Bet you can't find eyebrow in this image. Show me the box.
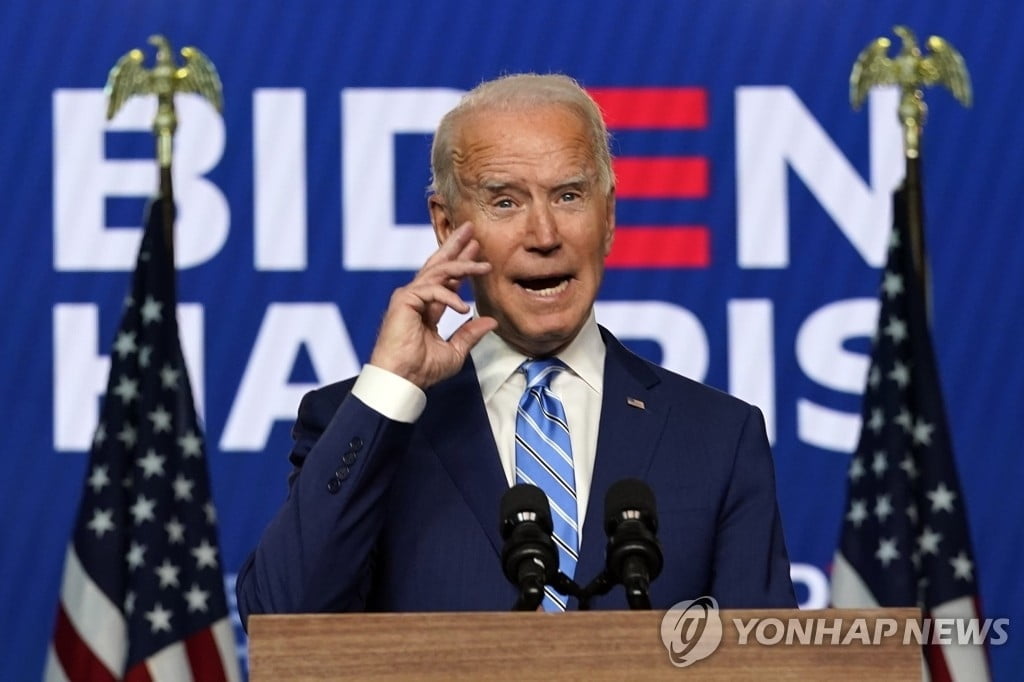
[476,173,592,195]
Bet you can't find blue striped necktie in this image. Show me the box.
[514,358,578,611]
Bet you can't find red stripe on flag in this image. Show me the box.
[184,626,229,682]
[614,157,708,198]
[606,226,710,268]
[924,641,953,682]
[52,604,118,682]
[588,88,708,129]
[125,661,153,682]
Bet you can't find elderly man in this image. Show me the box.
[236,73,795,621]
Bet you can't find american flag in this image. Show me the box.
[46,200,240,681]
[831,184,989,680]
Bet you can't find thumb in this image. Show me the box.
[447,316,498,358]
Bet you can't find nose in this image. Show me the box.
[526,203,560,253]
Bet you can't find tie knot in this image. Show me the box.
[520,358,566,390]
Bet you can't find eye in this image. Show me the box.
[494,198,515,209]
[559,191,581,203]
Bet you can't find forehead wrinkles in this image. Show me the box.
[451,134,596,192]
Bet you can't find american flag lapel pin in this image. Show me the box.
[626,396,646,410]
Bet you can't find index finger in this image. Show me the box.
[425,222,475,266]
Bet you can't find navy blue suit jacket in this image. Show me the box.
[236,328,795,625]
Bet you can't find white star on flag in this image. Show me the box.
[868,408,884,433]
[950,551,974,581]
[846,499,868,527]
[130,494,156,525]
[917,527,942,555]
[144,603,173,633]
[113,376,140,405]
[126,542,147,570]
[87,508,115,538]
[899,455,918,479]
[191,539,219,569]
[155,559,181,588]
[927,483,957,513]
[875,538,900,566]
[87,465,110,493]
[172,475,195,501]
[113,330,138,359]
[874,494,894,522]
[165,517,186,544]
[118,423,138,448]
[883,317,908,343]
[160,364,180,389]
[882,271,904,298]
[894,408,913,433]
[138,449,166,478]
[140,296,163,324]
[912,418,934,446]
[148,404,173,433]
[184,584,211,613]
[178,430,203,458]
[848,458,866,482]
[871,451,888,477]
[888,361,910,388]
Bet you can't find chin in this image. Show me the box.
[505,321,582,356]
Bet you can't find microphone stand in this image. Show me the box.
[513,572,585,611]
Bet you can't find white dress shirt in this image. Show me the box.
[351,310,606,534]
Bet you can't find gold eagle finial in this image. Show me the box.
[850,26,971,157]
[105,35,223,167]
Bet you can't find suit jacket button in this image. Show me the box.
[348,437,363,451]
[342,451,357,466]
[326,477,341,494]
[336,466,351,480]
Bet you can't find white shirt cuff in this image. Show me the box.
[350,364,427,423]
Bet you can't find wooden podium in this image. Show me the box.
[248,607,922,680]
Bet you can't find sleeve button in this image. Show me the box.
[348,437,363,451]
[336,466,351,480]
[326,477,341,494]
[342,451,357,466]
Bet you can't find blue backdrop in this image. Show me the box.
[2,0,1021,678]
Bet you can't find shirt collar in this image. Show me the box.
[471,309,605,402]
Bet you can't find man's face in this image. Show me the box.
[429,104,615,357]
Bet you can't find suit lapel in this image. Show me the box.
[418,358,509,558]
[575,328,670,587]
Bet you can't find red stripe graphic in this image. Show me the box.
[588,88,708,129]
[184,626,229,682]
[614,157,708,199]
[606,226,710,268]
[53,604,118,682]
[589,87,712,268]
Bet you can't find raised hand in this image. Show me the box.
[368,222,498,389]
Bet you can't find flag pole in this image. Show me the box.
[850,25,972,308]
[833,29,990,680]
[47,38,238,682]
[104,34,224,264]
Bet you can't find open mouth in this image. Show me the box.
[515,275,572,296]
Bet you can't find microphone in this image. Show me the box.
[499,484,559,611]
[604,478,663,610]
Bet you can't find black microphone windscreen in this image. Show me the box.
[500,483,553,536]
[604,478,657,533]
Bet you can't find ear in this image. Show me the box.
[428,195,455,246]
[602,190,616,256]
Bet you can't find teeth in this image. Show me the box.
[527,279,570,297]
